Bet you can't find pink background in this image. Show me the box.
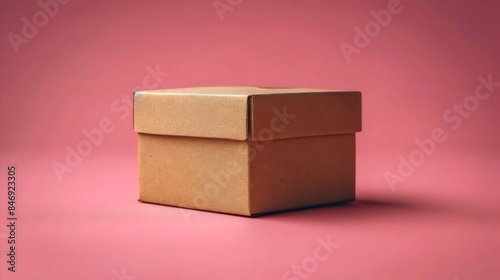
[1,0,499,279]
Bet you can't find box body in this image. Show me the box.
[134,87,361,216]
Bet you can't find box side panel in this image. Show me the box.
[249,134,355,214]
[138,134,251,216]
[134,92,249,140]
[251,92,361,140]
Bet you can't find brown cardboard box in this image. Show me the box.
[134,87,361,216]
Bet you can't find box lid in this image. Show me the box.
[133,87,361,141]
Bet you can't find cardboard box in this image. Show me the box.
[133,87,361,216]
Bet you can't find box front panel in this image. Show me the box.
[138,134,250,215]
[134,92,249,140]
[249,134,355,214]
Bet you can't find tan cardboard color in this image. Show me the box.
[134,87,361,216]
[138,134,251,215]
[248,134,355,214]
[134,92,249,140]
[134,87,361,140]
[250,92,361,140]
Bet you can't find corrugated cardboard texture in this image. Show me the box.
[249,134,355,214]
[138,133,251,215]
[135,87,361,216]
[134,91,249,140]
[134,87,361,140]
[251,92,361,140]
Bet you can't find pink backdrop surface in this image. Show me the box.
[1,0,499,279]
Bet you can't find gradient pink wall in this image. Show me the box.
[0,0,499,279]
